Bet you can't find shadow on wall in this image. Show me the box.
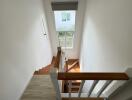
[126,96,132,100]
[108,68,132,100]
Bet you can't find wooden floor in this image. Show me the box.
[21,75,56,100]
[62,98,104,100]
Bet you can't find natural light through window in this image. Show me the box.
[54,10,76,48]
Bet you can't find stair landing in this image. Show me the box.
[21,75,56,100]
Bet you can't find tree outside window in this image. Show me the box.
[62,12,70,22]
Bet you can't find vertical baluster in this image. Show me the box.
[97,80,112,97]
[88,80,99,97]
[50,67,61,100]
[69,80,72,98]
[78,80,85,97]
[61,51,65,72]
[59,54,62,72]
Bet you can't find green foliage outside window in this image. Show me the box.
[61,12,70,22]
[58,31,73,48]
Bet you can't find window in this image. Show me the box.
[58,31,73,48]
[54,10,76,48]
[62,12,70,22]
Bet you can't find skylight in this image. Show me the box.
[54,10,75,31]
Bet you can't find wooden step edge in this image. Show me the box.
[70,91,79,93]
[34,71,39,75]
[33,64,52,75]
[62,97,104,100]
[71,88,79,91]
[71,86,80,88]
[65,91,79,93]
[72,83,81,86]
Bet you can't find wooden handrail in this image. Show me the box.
[58,72,129,80]
[54,47,61,69]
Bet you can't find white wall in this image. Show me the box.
[109,80,132,100]
[80,0,132,95]
[80,0,132,72]
[0,0,53,100]
[108,68,132,100]
[43,0,58,56]
[44,0,86,59]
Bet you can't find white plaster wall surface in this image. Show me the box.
[43,0,58,56]
[80,0,132,72]
[79,0,132,96]
[108,68,132,100]
[109,80,132,100]
[0,0,52,100]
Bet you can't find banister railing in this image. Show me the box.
[57,72,129,80]
[50,47,62,100]
[87,80,99,97]
[58,72,129,99]
[96,80,112,97]
[54,47,61,69]
[50,47,130,100]
[78,80,85,97]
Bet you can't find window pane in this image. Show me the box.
[58,32,65,47]
[54,10,75,48]
[58,31,74,48]
[66,32,73,47]
[54,11,76,31]
[66,31,73,37]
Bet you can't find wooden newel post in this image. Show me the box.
[58,47,61,52]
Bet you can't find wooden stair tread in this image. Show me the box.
[71,81,81,85]
[67,59,79,65]
[34,56,56,75]
[67,81,81,93]
[71,88,79,91]
[70,91,78,93]
[62,97,104,100]
[71,86,80,88]
[67,59,80,72]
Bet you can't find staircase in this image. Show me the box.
[70,81,81,93]
[20,47,130,100]
[63,59,81,93]
[50,47,129,100]
[33,54,81,95]
[34,56,56,75]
